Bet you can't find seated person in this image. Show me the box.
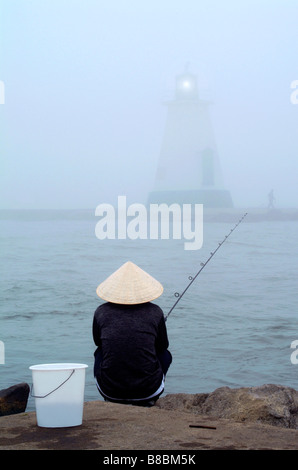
[92,261,172,406]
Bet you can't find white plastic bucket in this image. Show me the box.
[29,363,88,428]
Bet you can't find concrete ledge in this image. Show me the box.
[1,399,298,450]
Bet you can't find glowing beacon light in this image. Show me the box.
[175,73,198,100]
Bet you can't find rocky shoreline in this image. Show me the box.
[1,384,298,450]
[156,384,298,429]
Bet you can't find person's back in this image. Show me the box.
[93,302,169,400]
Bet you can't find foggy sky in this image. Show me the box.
[0,0,297,210]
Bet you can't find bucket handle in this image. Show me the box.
[30,369,75,398]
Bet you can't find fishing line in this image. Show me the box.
[164,212,248,321]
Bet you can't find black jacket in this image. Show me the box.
[92,302,169,400]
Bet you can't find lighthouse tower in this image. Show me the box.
[148,69,233,208]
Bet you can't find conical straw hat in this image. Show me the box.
[96,261,164,305]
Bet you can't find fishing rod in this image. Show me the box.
[164,212,248,321]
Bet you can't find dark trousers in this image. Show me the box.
[93,348,172,405]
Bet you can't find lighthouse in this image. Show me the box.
[148,69,233,208]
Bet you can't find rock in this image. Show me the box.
[156,384,298,429]
[0,383,30,417]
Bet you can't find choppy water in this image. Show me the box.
[1,209,298,412]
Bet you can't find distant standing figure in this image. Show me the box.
[92,261,172,407]
[268,189,275,209]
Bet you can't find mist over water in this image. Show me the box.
[0,1,298,210]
